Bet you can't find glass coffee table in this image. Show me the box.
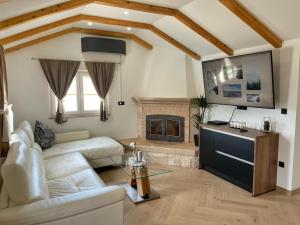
[108,153,173,204]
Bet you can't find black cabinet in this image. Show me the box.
[200,125,279,196]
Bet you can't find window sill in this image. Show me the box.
[48,113,101,119]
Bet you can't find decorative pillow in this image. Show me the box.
[34,121,55,149]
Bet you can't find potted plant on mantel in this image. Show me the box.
[192,95,209,146]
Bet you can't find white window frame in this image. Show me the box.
[49,69,106,118]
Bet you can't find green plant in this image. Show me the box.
[193,95,209,130]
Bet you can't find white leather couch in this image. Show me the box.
[0,121,126,225]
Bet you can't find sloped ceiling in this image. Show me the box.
[1,0,300,57]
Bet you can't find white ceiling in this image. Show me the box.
[1,0,300,57]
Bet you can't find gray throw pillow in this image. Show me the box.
[34,121,55,149]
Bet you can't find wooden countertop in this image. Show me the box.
[201,124,279,141]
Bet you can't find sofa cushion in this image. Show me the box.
[44,152,91,180]
[0,184,10,210]
[54,131,90,144]
[11,128,32,147]
[43,136,124,161]
[34,120,55,149]
[1,142,49,205]
[47,169,105,198]
[32,142,43,154]
[18,121,35,145]
[0,186,125,225]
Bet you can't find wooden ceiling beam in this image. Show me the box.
[174,11,233,55]
[94,0,176,16]
[0,0,92,30]
[4,27,153,54]
[0,15,83,45]
[1,14,200,60]
[81,15,200,59]
[219,0,282,48]
[0,14,148,45]
[4,29,74,54]
[76,15,200,59]
[149,26,200,60]
[82,15,150,29]
[0,0,233,55]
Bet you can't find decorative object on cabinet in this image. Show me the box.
[261,117,272,133]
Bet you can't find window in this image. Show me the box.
[49,69,103,117]
[82,74,100,111]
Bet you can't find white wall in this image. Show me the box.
[5,33,190,140]
[291,54,300,190]
[190,40,300,191]
[138,47,188,97]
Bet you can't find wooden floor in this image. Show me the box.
[99,167,300,225]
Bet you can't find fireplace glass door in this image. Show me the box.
[146,115,184,142]
[166,120,180,137]
[150,119,163,136]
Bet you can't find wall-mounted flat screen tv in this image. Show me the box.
[202,51,275,109]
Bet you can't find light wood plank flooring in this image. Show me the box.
[99,167,300,225]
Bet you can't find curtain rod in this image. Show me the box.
[31,58,121,64]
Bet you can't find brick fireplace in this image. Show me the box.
[133,97,197,143]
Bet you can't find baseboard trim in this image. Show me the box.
[276,186,300,196]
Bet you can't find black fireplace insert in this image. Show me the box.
[146,115,184,142]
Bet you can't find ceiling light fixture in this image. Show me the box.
[88,22,93,26]
[127,27,132,31]
[124,11,129,15]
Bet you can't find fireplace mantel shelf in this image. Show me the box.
[132,97,197,105]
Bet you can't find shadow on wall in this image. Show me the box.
[277,47,293,107]
[185,56,197,98]
[291,55,300,189]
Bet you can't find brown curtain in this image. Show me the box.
[85,62,115,121]
[39,59,80,124]
[0,45,8,156]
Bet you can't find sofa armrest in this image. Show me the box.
[0,185,125,225]
[54,131,90,144]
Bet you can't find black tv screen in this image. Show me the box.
[202,51,275,109]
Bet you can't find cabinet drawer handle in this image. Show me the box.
[215,150,254,166]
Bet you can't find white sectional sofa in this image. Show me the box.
[0,121,126,225]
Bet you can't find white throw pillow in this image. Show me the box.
[1,142,49,205]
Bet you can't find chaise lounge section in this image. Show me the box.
[18,121,124,168]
